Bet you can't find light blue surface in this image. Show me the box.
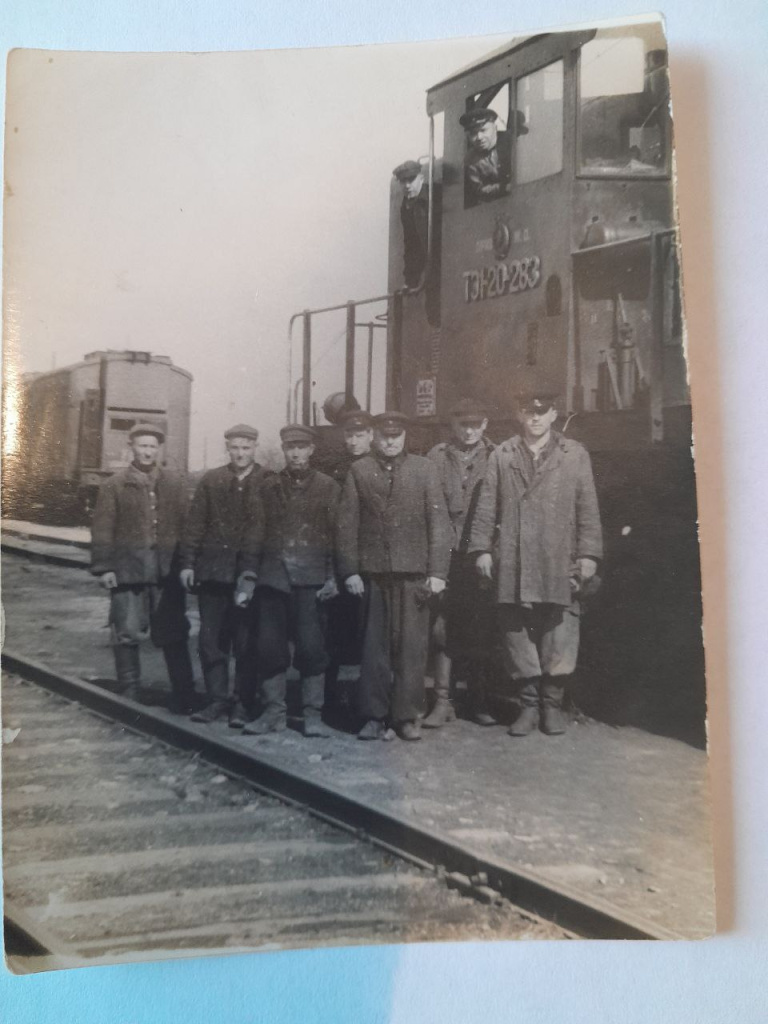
[2,1,767,1021]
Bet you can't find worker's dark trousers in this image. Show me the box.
[256,585,330,680]
[358,573,429,724]
[197,583,259,705]
[109,578,189,649]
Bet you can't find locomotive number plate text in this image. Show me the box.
[462,256,541,303]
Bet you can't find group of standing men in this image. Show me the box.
[91,391,602,742]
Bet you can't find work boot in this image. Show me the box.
[422,692,456,728]
[541,677,568,735]
[358,719,385,740]
[113,645,141,700]
[228,701,250,729]
[397,720,422,741]
[232,667,258,726]
[163,643,196,715]
[190,699,230,724]
[242,674,287,735]
[508,677,541,736]
[192,660,230,722]
[424,648,455,728]
[466,667,497,727]
[323,665,346,713]
[302,674,331,737]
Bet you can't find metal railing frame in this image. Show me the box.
[286,120,439,425]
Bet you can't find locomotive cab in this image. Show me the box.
[388,22,686,450]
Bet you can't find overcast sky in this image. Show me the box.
[4,35,506,468]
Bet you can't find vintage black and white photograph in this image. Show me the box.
[1,15,714,970]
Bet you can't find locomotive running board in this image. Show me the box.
[1,650,681,942]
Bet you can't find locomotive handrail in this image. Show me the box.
[287,289,406,424]
[573,227,676,257]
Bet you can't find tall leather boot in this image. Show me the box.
[324,663,342,708]
[191,661,230,723]
[242,673,287,735]
[230,664,258,729]
[507,677,541,736]
[113,645,141,700]
[541,676,568,735]
[423,651,456,728]
[466,663,497,727]
[163,643,196,715]
[302,674,331,738]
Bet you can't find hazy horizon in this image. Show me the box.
[3,34,508,469]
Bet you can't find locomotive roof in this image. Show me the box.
[426,33,542,94]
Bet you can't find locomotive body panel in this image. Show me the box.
[388,22,685,449]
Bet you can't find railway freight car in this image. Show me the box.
[4,349,192,523]
[290,23,706,743]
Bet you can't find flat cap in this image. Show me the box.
[129,422,165,443]
[339,409,373,430]
[373,410,409,434]
[393,160,422,182]
[280,423,318,444]
[516,391,558,413]
[448,398,489,422]
[224,423,259,441]
[459,107,498,129]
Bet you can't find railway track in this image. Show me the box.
[2,665,567,971]
[1,651,680,970]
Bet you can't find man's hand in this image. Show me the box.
[345,574,365,597]
[99,571,118,590]
[316,578,339,602]
[578,557,598,580]
[234,574,256,608]
[476,553,493,580]
[179,568,195,593]
[426,576,446,596]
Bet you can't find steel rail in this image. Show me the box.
[1,650,681,942]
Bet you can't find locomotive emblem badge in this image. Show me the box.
[493,217,511,260]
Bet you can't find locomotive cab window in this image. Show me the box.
[579,27,670,177]
[462,82,511,208]
[514,60,564,185]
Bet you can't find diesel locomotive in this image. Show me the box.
[290,23,706,743]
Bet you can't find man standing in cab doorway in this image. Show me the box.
[393,158,442,326]
[469,392,603,735]
[180,424,268,727]
[90,423,194,713]
[425,398,497,728]
[393,160,429,291]
[245,425,339,738]
[337,412,451,741]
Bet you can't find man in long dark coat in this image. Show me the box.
[469,392,603,735]
[244,425,339,738]
[180,423,268,726]
[337,411,452,741]
[425,398,496,728]
[91,423,194,712]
